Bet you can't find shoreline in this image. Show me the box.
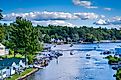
[52,40,121,45]
[17,68,39,80]
[68,40,121,44]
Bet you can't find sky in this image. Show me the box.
[1,0,121,28]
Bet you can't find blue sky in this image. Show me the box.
[1,0,121,28]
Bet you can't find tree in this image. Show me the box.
[0,24,5,42]
[9,17,42,64]
[85,34,97,43]
[0,10,4,42]
[43,34,50,43]
[0,9,3,20]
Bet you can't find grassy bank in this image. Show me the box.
[106,55,121,64]
[0,54,25,59]
[6,68,34,80]
[116,68,121,80]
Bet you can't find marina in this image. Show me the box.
[27,43,120,80]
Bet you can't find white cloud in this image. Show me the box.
[100,15,105,18]
[2,11,106,26]
[112,16,121,21]
[104,8,112,11]
[94,19,109,25]
[2,11,101,21]
[94,16,121,25]
[109,16,121,25]
[74,12,99,20]
[73,0,98,9]
[3,11,78,21]
[32,20,76,27]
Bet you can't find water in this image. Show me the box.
[27,43,120,80]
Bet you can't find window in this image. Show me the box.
[2,71,6,74]
[0,48,3,50]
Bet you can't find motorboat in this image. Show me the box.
[70,51,73,55]
[86,54,91,59]
[70,44,73,47]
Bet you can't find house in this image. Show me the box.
[78,38,84,43]
[0,43,6,56]
[0,58,26,78]
[51,38,55,43]
[0,66,6,79]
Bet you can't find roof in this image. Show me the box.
[0,58,25,67]
[0,66,6,70]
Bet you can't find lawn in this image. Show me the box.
[1,54,25,59]
[6,68,34,80]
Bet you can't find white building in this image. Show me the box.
[0,67,6,79]
[0,58,26,79]
[0,43,6,56]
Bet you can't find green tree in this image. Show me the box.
[0,24,5,42]
[43,34,50,43]
[9,17,42,64]
[0,9,3,20]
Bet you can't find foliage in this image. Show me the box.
[9,17,42,55]
[106,55,121,64]
[116,68,121,80]
[9,49,14,55]
[1,22,121,44]
[0,24,5,42]
[1,54,24,59]
[43,34,50,43]
[0,9,3,20]
[6,68,34,80]
[37,25,121,43]
[27,54,35,65]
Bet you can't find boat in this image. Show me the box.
[86,54,91,59]
[54,45,56,47]
[97,43,100,48]
[70,51,73,55]
[70,44,73,47]
[34,65,44,69]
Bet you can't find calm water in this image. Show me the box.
[27,43,121,80]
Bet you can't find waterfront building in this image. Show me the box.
[0,66,6,79]
[0,58,26,79]
[0,43,6,56]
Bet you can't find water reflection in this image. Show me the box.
[27,43,118,80]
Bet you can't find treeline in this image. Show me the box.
[1,20,121,45]
[36,25,121,43]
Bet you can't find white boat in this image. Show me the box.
[34,65,44,69]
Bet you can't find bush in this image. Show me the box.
[9,49,14,55]
[106,55,121,64]
[116,68,121,80]
[27,55,34,65]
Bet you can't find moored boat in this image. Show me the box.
[86,54,91,59]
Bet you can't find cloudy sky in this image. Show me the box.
[1,0,121,28]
